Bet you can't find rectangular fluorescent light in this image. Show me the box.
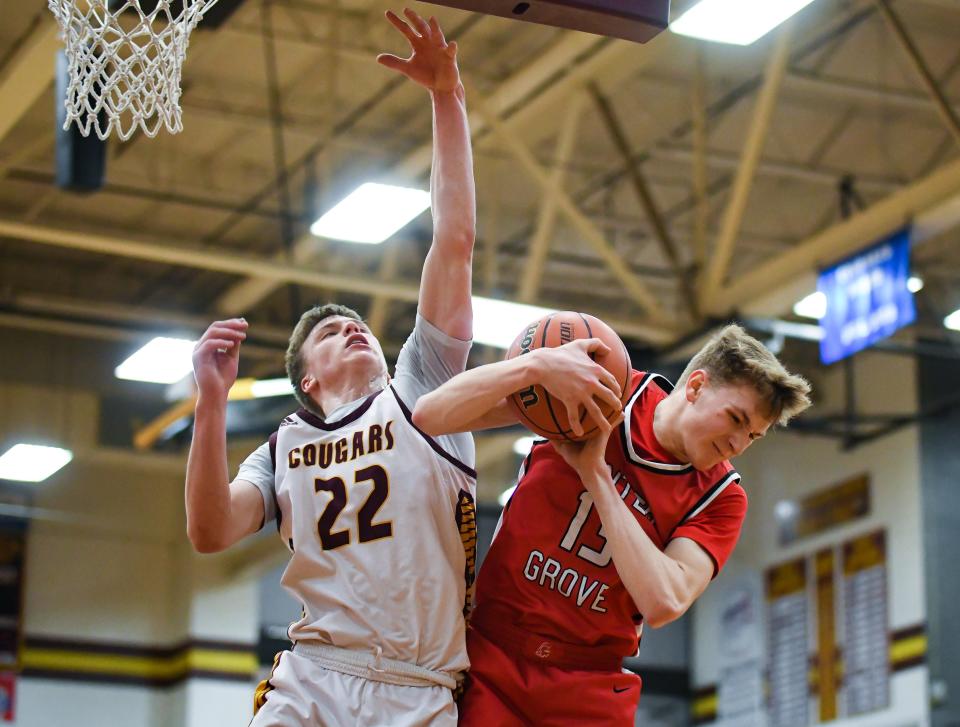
[310,182,431,244]
[671,0,818,45]
[472,297,557,349]
[115,337,196,384]
[946,309,960,332]
[793,291,826,320]
[0,444,73,482]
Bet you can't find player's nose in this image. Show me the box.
[729,432,749,457]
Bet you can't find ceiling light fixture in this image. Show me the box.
[792,291,826,320]
[671,0,818,45]
[945,308,960,332]
[115,337,196,384]
[473,297,556,349]
[0,444,73,483]
[310,183,431,244]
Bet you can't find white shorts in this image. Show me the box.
[250,650,458,727]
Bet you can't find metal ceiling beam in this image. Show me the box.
[0,309,282,360]
[507,3,876,271]
[691,49,710,271]
[0,217,674,344]
[707,156,960,316]
[211,31,606,314]
[0,217,423,303]
[518,93,585,303]
[367,245,401,336]
[875,0,960,147]
[466,78,669,323]
[0,18,60,143]
[481,161,503,295]
[8,292,292,344]
[700,26,793,310]
[785,69,960,117]
[212,31,684,315]
[650,145,900,194]
[480,33,684,150]
[589,83,699,322]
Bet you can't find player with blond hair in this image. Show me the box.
[413,324,812,725]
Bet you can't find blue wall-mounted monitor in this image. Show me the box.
[819,228,916,365]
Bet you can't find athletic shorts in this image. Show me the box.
[458,626,641,727]
[250,650,457,727]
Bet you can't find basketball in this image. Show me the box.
[505,312,632,442]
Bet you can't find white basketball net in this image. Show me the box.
[47,1,220,141]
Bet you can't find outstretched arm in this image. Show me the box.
[413,339,622,436]
[185,319,265,553]
[553,430,715,628]
[379,9,475,341]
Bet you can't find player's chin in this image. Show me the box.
[690,445,722,471]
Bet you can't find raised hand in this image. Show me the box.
[377,8,460,93]
[192,318,247,401]
[535,339,623,438]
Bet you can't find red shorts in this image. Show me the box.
[459,625,641,727]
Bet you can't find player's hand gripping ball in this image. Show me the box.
[505,312,631,442]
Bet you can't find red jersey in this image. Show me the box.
[473,371,748,660]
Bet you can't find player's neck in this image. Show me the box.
[316,371,389,417]
[652,395,689,463]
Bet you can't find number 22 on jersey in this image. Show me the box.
[314,464,392,550]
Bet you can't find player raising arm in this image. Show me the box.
[186,10,484,726]
[413,324,811,726]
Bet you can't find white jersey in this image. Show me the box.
[269,387,477,673]
[239,316,477,677]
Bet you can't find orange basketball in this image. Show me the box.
[505,312,632,442]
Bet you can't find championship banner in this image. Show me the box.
[818,227,915,365]
[778,474,870,546]
[766,559,809,727]
[841,530,889,716]
[716,575,765,727]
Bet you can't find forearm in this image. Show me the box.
[413,352,543,435]
[185,395,233,552]
[586,469,696,627]
[418,85,475,339]
[431,84,475,247]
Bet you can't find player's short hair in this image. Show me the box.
[285,303,364,417]
[677,324,812,426]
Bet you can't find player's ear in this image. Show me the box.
[685,369,707,403]
[301,375,319,397]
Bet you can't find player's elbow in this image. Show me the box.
[434,227,475,259]
[644,597,686,629]
[411,395,444,436]
[187,521,228,554]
